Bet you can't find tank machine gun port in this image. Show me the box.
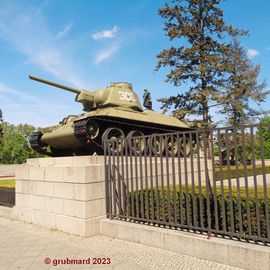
[28,75,194,157]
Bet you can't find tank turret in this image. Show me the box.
[29,75,143,112]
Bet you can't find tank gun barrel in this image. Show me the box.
[29,75,80,94]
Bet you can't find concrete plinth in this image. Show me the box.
[14,156,106,237]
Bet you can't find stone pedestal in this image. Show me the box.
[13,155,213,237]
[14,156,105,237]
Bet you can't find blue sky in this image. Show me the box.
[0,0,269,127]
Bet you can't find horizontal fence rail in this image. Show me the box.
[0,187,15,207]
[104,123,270,244]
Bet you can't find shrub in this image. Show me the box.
[128,185,269,241]
[0,122,42,164]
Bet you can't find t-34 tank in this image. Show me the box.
[28,75,192,157]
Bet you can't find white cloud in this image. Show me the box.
[57,22,73,38]
[91,26,119,40]
[95,44,120,64]
[247,49,259,58]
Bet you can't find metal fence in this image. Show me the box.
[104,123,270,244]
[0,187,15,207]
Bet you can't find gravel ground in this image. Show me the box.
[0,217,244,270]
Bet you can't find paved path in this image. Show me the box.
[0,217,243,270]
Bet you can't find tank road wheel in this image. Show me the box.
[85,119,99,139]
[126,130,145,155]
[102,127,125,153]
[165,135,179,157]
[149,135,165,156]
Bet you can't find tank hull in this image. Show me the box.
[30,107,192,156]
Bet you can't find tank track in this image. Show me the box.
[28,131,52,156]
[73,116,189,151]
[74,119,89,143]
[73,116,180,146]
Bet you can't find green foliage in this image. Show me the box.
[156,0,246,126]
[257,116,270,143]
[213,145,219,156]
[256,117,270,159]
[0,122,41,164]
[262,141,270,159]
[218,39,267,126]
[255,144,270,160]
[129,185,269,240]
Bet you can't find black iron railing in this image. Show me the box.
[105,123,270,244]
[0,187,15,207]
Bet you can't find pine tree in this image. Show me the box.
[219,38,268,126]
[156,0,246,127]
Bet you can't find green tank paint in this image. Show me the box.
[28,75,192,157]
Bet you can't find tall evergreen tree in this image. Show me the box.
[156,0,246,127]
[219,38,268,126]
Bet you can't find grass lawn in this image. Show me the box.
[0,179,15,188]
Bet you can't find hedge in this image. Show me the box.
[128,185,270,241]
